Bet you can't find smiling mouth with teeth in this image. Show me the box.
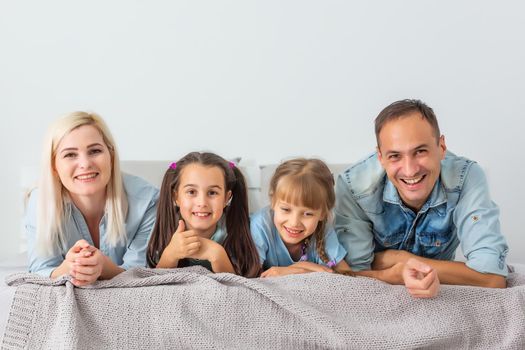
[401,175,425,185]
[193,212,211,218]
[75,173,98,181]
[284,226,304,236]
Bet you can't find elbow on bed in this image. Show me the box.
[480,275,506,289]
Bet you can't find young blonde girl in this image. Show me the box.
[250,158,353,277]
[147,152,260,277]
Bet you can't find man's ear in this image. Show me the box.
[376,145,386,166]
[439,135,447,160]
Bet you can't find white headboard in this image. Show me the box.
[18,161,350,253]
[120,161,351,214]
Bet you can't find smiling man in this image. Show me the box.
[335,99,509,288]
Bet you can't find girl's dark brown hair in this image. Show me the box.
[146,152,260,277]
[269,158,335,265]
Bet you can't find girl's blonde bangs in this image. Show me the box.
[272,175,326,212]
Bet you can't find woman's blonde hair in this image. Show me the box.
[37,111,128,256]
[269,158,335,264]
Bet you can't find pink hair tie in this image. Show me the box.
[169,162,177,170]
[228,161,235,169]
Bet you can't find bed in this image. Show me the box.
[1,259,525,349]
[2,161,524,349]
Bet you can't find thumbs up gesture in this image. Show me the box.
[168,220,201,260]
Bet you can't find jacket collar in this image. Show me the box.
[383,176,447,212]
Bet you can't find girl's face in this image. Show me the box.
[174,164,232,238]
[54,125,112,202]
[272,199,324,248]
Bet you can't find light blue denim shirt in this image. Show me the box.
[335,151,509,277]
[26,173,159,277]
[250,206,347,270]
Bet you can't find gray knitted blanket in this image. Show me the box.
[2,267,525,350]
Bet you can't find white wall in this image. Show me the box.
[1,1,524,263]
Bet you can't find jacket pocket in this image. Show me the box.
[373,230,405,249]
[418,231,454,257]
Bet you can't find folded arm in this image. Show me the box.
[373,250,506,288]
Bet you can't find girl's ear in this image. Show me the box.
[224,190,233,207]
[172,192,179,207]
[270,197,278,211]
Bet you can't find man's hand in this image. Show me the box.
[402,258,440,298]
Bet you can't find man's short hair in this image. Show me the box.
[374,99,441,146]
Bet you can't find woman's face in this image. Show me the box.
[54,125,112,201]
[174,163,231,238]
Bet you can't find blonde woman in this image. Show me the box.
[25,112,159,286]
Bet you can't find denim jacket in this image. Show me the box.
[335,151,508,276]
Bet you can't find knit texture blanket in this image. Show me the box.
[2,267,525,350]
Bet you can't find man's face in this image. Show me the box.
[377,112,446,212]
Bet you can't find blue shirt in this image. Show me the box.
[250,206,347,270]
[335,151,509,276]
[26,173,159,277]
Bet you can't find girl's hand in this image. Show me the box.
[261,265,326,277]
[261,261,335,278]
[186,238,222,262]
[167,220,201,260]
[261,266,303,277]
[291,261,334,273]
[187,238,236,274]
[402,258,440,298]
